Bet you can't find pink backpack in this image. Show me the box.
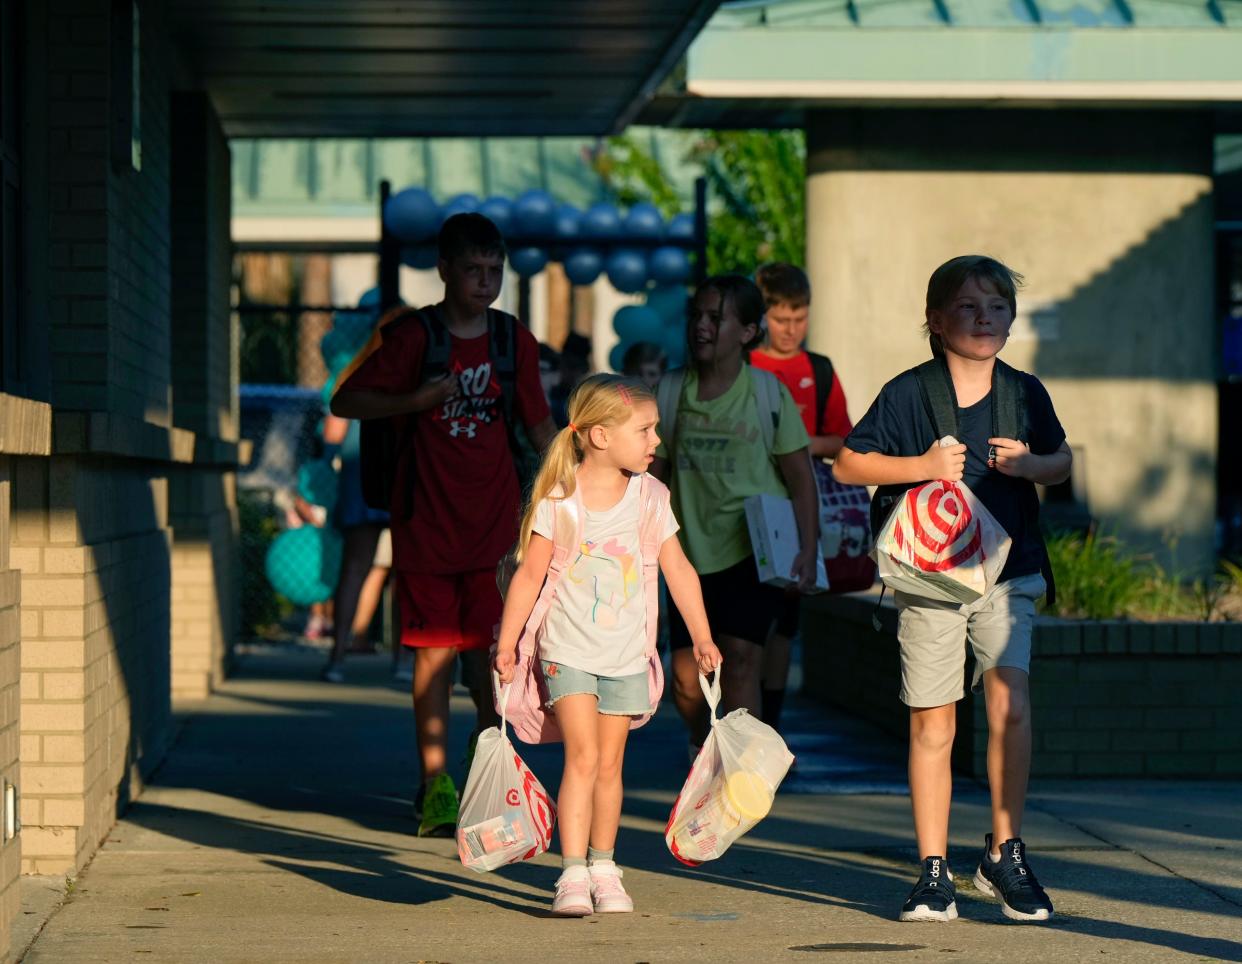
[495,473,670,744]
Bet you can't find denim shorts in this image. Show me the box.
[541,661,650,717]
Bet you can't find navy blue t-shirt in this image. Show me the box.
[846,366,1066,582]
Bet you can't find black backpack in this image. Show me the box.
[807,351,835,436]
[358,305,524,518]
[869,355,1055,601]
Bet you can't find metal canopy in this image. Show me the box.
[640,0,1242,127]
[169,1,722,138]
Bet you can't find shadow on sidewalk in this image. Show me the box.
[123,645,1242,960]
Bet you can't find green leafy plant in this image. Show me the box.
[1043,529,1148,620]
[591,129,806,274]
[1044,528,1237,621]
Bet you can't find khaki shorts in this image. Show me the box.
[895,572,1046,708]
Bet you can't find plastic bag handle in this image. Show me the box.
[492,670,510,732]
[698,671,722,723]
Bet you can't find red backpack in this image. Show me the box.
[495,473,669,744]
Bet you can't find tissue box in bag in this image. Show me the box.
[744,493,829,592]
[872,479,1010,604]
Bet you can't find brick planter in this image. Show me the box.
[801,591,1242,778]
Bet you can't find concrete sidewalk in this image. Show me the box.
[15,644,1242,963]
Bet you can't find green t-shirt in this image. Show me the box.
[656,365,809,574]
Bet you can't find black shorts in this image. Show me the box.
[774,591,801,638]
[669,556,783,650]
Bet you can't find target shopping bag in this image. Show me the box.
[873,473,1011,605]
[456,676,557,873]
[666,674,794,865]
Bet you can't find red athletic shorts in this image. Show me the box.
[394,568,501,651]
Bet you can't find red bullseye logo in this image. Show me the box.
[893,482,985,573]
[506,789,520,807]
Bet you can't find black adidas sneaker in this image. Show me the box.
[974,834,1054,921]
[898,856,958,922]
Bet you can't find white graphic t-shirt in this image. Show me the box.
[532,474,679,677]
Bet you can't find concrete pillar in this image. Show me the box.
[805,108,1217,572]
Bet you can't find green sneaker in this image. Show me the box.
[417,773,459,838]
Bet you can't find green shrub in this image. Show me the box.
[1043,529,1147,620]
[1044,529,1234,622]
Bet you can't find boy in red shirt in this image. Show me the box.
[332,214,556,835]
[749,263,852,730]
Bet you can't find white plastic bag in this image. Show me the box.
[456,677,557,873]
[873,461,1011,605]
[665,674,794,865]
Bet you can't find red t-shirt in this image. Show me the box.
[750,349,853,438]
[340,311,550,575]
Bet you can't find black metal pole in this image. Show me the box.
[378,179,400,310]
[693,175,708,286]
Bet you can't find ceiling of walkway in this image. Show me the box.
[170,1,721,138]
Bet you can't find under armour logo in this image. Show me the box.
[449,420,478,438]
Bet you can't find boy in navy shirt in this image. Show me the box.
[835,255,1071,924]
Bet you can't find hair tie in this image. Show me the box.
[568,422,578,433]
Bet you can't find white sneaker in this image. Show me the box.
[552,866,593,917]
[589,861,634,913]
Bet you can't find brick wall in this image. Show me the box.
[169,470,237,702]
[169,89,239,703]
[13,458,172,874]
[0,460,20,957]
[803,592,1242,778]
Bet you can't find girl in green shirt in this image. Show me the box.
[651,275,819,754]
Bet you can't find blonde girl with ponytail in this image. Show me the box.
[494,373,720,917]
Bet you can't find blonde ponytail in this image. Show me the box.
[515,373,655,561]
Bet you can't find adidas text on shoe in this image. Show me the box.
[973,835,1054,922]
[898,856,958,923]
[416,773,459,838]
[552,866,593,917]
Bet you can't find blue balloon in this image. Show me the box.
[298,458,339,510]
[646,283,689,325]
[624,202,664,239]
[554,204,583,240]
[441,193,481,222]
[401,245,439,270]
[563,248,603,286]
[667,212,696,241]
[613,305,663,344]
[606,249,649,294]
[514,189,556,237]
[320,373,337,408]
[609,342,630,373]
[383,187,440,243]
[319,328,356,375]
[357,286,382,308]
[265,525,344,607]
[583,202,621,239]
[510,247,549,277]
[333,310,376,348]
[479,196,513,235]
[661,321,688,369]
[649,246,691,285]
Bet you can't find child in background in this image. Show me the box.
[495,374,721,916]
[834,255,1071,924]
[622,341,667,391]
